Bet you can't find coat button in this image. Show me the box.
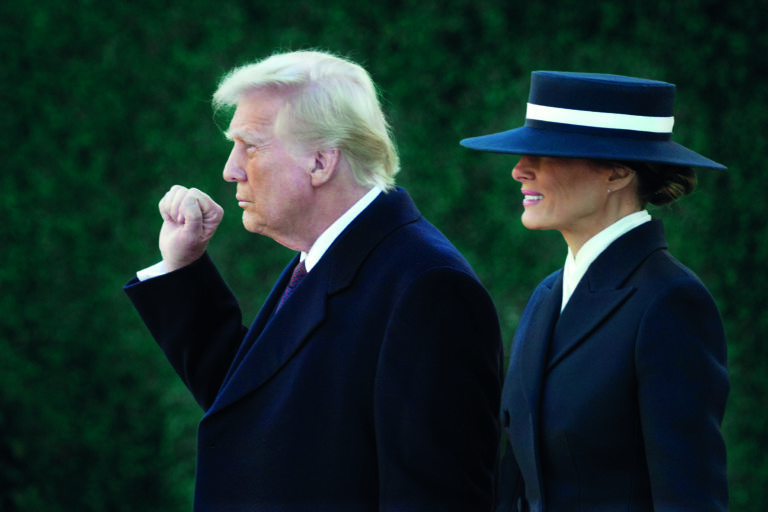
[502,409,510,427]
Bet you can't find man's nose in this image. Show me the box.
[223,151,247,182]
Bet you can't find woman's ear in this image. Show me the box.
[607,165,636,192]
[308,148,340,187]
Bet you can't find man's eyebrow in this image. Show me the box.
[224,127,263,142]
[224,127,245,141]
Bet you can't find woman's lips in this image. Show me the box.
[521,190,544,206]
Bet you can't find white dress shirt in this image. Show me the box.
[561,210,652,311]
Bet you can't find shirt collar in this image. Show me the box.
[301,186,382,271]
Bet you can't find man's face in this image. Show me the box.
[223,89,315,248]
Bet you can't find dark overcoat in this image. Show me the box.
[497,220,729,512]
[126,187,504,512]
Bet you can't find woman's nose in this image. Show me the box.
[512,155,534,182]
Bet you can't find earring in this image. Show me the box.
[607,188,612,193]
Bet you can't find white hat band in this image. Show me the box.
[526,103,675,134]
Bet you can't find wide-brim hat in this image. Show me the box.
[460,71,726,170]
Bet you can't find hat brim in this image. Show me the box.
[460,126,727,170]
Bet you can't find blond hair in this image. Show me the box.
[213,50,399,191]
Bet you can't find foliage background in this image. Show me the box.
[1,0,765,510]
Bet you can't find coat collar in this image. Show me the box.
[208,188,421,414]
[322,186,421,294]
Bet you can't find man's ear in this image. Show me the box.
[308,148,340,187]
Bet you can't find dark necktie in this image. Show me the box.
[276,260,307,311]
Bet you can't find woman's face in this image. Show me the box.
[511,155,615,245]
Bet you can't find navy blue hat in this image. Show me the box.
[460,71,726,170]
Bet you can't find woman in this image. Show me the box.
[461,72,729,511]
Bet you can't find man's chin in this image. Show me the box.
[241,214,264,234]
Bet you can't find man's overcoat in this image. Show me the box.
[126,187,503,512]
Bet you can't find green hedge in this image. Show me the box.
[2,0,765,509]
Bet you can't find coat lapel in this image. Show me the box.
[549,288,635,369]
[208,188,422,415]
[547,220,669,370]
[209,262,330,413]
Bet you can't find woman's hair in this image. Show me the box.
[212,50,400,191]
[594,159,697,206]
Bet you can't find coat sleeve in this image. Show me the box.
[635,275,729,512]
[124,253,248,411]
[373,267,504,512]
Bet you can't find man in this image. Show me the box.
[125,50,503,511]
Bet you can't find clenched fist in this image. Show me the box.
[159,185,224,271]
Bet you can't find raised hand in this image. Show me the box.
[158,185,224,271]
